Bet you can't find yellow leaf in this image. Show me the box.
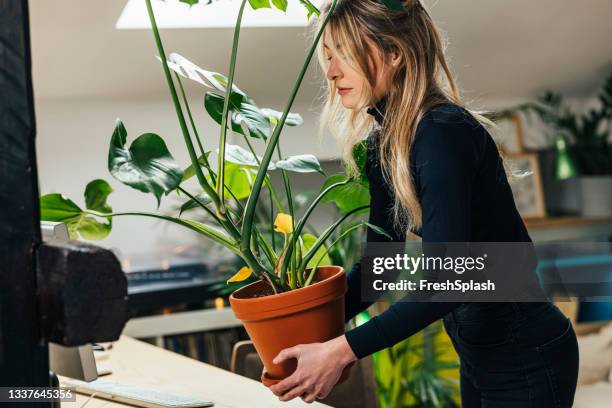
[274,213,293,234]
[227,266,253,284]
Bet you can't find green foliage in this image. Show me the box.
[301,233,332,268]
[179,193,213,215]
[271,0,288,12]
[507,69,612,175]
[298,0,320,18]
[182,152,211,182]
[40,0,346,294]
[178,0,316,17]
[108,120,183,206]
[205,92,272,140]
[40,180,113,240]
[320,174,370,213]
[361,315,460,408]
[276,154,324,175]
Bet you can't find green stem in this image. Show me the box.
[242,134,285,212]
[216,0,248,216]
[177,186,221,224]
[240,0,338,265]
[175,72,217,185]
[88,210,239,253]
[145,0,221,212]
[305,223,367,286]
[270,189,276,252]
[177,186,241,239]
[301,205,369,284]
[280,177,351,277]
[276,142,296,286]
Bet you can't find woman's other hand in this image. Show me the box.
[268,335,357,403]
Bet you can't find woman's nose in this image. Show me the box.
[326,61,342,81]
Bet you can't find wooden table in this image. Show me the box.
[59,336,330,408]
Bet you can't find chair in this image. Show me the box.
[230,341,378,408]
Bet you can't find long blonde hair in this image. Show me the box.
[315,0,488,231]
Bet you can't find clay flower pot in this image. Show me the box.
[229,265,351,387]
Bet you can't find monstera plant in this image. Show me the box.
[40,0,400,385]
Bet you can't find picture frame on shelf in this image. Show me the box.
[490,112,525,155]
[507,152,547,219]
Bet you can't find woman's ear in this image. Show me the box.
[389,51,401,67]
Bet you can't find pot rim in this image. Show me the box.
[229,265,345,305]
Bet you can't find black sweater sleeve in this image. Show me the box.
[344,113,480,359]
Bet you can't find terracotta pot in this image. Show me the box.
[229,265,352,387]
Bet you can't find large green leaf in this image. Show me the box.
[179,193,213,215]
[353,141,369,184]
[320,174,370,213]
[175,0,314,17]
[180,147,262,200]
[223,144,276,170]
[205,92,271,140]
[248,0,271,9]
[40,193,82,222]
[276,154,324,175]
[301,233,332,268]
[182,151,211,182]
[261,108,303,127]
[109,120,183,206]
[221,162,256,200]
[85,179,113,213]
[40,179,114,240]
[166,53,247,106]
[299,0,320,18]
[271,0,288,12]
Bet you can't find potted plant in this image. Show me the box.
[507,71,612,217]
[39,0,391,386]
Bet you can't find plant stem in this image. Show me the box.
[177,186,221,224]
[270,189,276,252]
[301,205,369,284]
[280,177,351,277]
[240,0,338,270]
[304,222,367,286]
[241,134,285,212]
[275,142,296,286]
[175,72,217,185]
[88,209,239,253]
[145,0,221,212]
[216,0,248,217]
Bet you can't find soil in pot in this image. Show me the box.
[229,266,352,387]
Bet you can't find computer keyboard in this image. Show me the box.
[63,378,214,408]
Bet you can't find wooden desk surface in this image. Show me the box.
[59,336,330,408]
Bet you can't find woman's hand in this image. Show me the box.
[268,335,357,403]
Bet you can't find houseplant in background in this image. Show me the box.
[507,69,612,216]
[39,0,394,386]
[359,315,459,408]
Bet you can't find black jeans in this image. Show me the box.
[442,302,579,408]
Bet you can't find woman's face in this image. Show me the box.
[323,31,397,110]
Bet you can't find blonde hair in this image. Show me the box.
[315,0,492,232]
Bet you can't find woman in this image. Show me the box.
[269,1,579,406]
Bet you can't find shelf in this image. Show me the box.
[123,307,241,339]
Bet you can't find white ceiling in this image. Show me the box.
[29,0,612,105]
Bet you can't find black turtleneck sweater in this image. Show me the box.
[343,98,532,359]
